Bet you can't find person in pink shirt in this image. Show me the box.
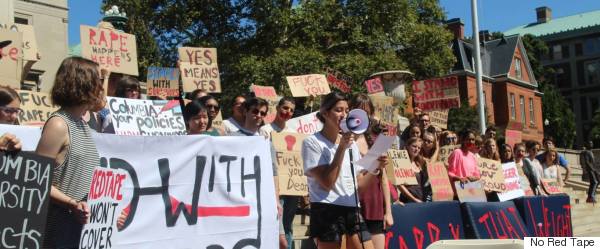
[447,129,481,183]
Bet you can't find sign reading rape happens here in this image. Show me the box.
[18,90,58,126]
[80,25,138,76]
[106,97,186,136]
[86,134,279,249]
[178,47,221,93]
[272,132,309,196]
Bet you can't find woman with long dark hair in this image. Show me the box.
[0,85,21,124]
[398,137,432,203]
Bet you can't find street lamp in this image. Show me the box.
[544,119,549,126]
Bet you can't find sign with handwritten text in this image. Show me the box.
[147,66,180,98]
[106,97,186,136]
[286,112,323,135]
[324,67,351,93]
[386,149,417,185]
[497,162,525,201]
[477,158,506,192]
[427,162,454,201]
[80,25,138,75]
[18,90,59,126]
[0,29,22,88]
[412,76,459,112]
[178,47,221,93]
[0,151,53,249]
[286,74,330,97]
[454,181,487,202]
[436,145,460,165]
[272,132,309,196]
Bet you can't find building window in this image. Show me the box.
[552,45,562,60]
[551,63,571,88]
[575,43,583,56]
[562,45,570,59]
[514,58,522,79]
[14,13,32,25]
[520,95,526,123]
[529,98,535,125]
[583,38,600,55]
[592,98,599,117]
[581,97,589,121]
[510,93,516,120]
[585,60,600,85]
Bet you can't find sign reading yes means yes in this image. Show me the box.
[80,25,138,76]
[272,132,309,196]
[106,97,186,136]
[178,47,221,93]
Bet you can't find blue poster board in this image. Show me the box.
[512,195,572,237]
[462,201,531,239]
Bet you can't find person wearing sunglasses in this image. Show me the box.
[0,85,22,125]
[228,97,286,248]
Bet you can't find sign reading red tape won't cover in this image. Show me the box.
[412,76,460,112]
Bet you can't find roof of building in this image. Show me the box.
[504,9,600,37]
[451,34,537,87]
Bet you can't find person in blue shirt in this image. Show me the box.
[536,136,570,182]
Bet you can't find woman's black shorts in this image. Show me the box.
[309,202,371,242]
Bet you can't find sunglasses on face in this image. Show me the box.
[206,104,220,111]
[0,107,22,114]
[251,109,268,117]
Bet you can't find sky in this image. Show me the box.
[68,0,600,46]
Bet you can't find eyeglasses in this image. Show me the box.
[206,104,220,111]
[446,137,457,141]
[0,107,22,115]
[424,140,434,144]
[251,109,268,117]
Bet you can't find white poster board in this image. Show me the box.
[497,162,525,201]
[82,134,278,249]
[0,124,41,151]
[106,97,186,136]
[285,112,323,135]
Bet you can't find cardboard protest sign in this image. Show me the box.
[541,179,563,195]
[497,162,525,201]
[477,158,506,192]
[252,85,279,123]
[286,74,330,97]
[1,23,38,61]
[513,195,572,237]
[106,97,186,136]
[430,109,449,129]
[365,77,384,94]
[412,76,460,112]
[505,130,522,149]
[146,66,180,98]
[516,166,534,196]
[212,111,224,131]
[80,25,138,75]
[90,134,278,248]
[371,95,397,125]
[272,132,308,196]
[0,29,23,88]
[454,181,487,202]
[427,162,454,201]
[0,151,53,249]
[17,90,59,126]
[385,149,417,185]
[324,67,351,93]
[0,124,41,151]
[178,47,221,93]
[437,145,460,165]
[286,111,323,135]
[462,201,530,239]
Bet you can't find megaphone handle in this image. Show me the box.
[347,148,365,249]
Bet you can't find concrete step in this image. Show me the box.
[574,222,600,235]
[577,226,600,236]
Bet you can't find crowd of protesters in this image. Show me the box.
[0,56,597,249]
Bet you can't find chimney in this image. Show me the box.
[445,18,464,40]
[479,30,491,42]
[536,6,552,23]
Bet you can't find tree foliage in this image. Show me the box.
[101,0,456,114]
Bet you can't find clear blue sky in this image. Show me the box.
[68,0,600,46]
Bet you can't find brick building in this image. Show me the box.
[505,7,600,146]
[443,18,544,142]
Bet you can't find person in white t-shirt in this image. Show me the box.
[222,95,246,135]
[302,92,386,249]
[259,97,296,140]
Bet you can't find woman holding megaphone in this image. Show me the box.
[302,92,386,249]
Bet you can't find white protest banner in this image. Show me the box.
[0,29,23,88]
[286,112,323,135]
[0,124,41,151]
[80,25,138,75]
[87,134,278,249]
[497,162,525,201]
[272,132,308,196]
[454,181,487,203]
[412,76,460,112]
[106,97,186,136]
[147,66,180,98]
[178,47,221,93]
[356,136,396,173]
[18,90,59,126]
[286,74,330,97]
[0,151,53,249]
